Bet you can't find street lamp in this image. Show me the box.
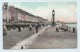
[3,2,8,24]
[52,9,55,26]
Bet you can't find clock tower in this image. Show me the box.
[52,9,55,26]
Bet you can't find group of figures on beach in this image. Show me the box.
[55,25,76,33]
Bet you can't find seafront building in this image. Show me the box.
[3,2,49,26]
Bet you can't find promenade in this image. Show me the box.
[3,25,77,49]
[28,26,77,49]
[3,26,45,49]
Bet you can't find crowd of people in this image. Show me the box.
[3,23,47,36]
[55,25,76,33]
[3,23,76,36]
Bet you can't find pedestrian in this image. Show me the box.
[23,25,25,28]
[3,25,7,36]
[56,27,59,32]
[35,23,39,33]
[66,26,68,31]
[13,25,16,30]
[17,25,21,32]
[29,25,32,31]
[59,27,60,29]
[68,27,70,32]
[21,46,23,49]
[73,27,75,33]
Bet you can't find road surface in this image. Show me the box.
[28,26,77,49]
[3,26,45,49]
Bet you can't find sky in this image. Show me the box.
[8,2,77,23]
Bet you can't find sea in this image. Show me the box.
[65,23,77,28]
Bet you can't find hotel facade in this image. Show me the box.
[3,2,49,26]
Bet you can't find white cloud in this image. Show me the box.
[8,2,77,22]
[30,3,76,22]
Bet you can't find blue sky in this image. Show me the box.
[8,2,77,22]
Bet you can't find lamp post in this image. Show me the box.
[52,9,55,26]
[3,2,8,24]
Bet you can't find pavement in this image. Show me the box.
[28,26,77,49]
[3,25,77,49]
[10,26,50,49]
[3,26,45,49]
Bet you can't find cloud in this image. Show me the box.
[31,3,76,22]
[55,4,77,22]
[8,2,77,22]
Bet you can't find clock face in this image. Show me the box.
[3,6,5,8]
[3,6,7,10]
[52,12,55,14]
